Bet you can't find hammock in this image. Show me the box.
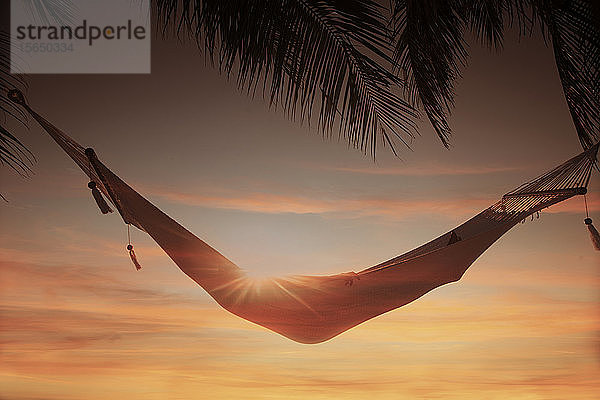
[8,90,599,344]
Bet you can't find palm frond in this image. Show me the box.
[0,32,28,124]
[521,0,600,149]
[22,0,77,26]
[154,0,419,155]
[0,30,33,178]
[0,124,34,176]
[392,0,598,150]
[391,0,471,147]
[461,0,508,50]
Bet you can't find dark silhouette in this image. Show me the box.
[1,1,599,186]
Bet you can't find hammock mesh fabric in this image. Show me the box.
[15,91,599,344]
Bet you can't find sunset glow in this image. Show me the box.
[1,24,599,400]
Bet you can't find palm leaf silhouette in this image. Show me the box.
[1,0,599,181]
[155,0,419,154]
[526,0,600,149]
[391,0,600,149]
[391,0,469,147]
[21,0,76,26]
[0,30,33,181]
[0,0,75,189]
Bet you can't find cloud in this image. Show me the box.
[541,193,600,214]
[0,260,205,309]
[149,185,599,221]
[324,164,523,177]
[151,188,497,220]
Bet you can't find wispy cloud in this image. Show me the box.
[541,193,600,214]
[151,187,598,220]
[154,189,496,219]
[324,164,523,177]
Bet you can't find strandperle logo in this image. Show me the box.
[15,20,147,46]
[11,0,150,74]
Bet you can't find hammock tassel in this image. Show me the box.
[88,181,112,214]
[127,244,142,270]
[584,218,600,251]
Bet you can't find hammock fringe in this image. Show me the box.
[585,218,600,251]
[128,246,142,270]
[126,226,141,270]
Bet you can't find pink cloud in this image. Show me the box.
[542,193,600,214]
[150,187,599,220]
[157,189,496,219]
[325,164,523,176]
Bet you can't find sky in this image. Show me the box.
[1,20,599,400]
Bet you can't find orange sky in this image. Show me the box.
[1,26,599,399]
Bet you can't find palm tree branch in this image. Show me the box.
[0,30,32,179]
[0,124,34,176]
[546,1,599,149]
[154,0,418,155]
[514,0,600,149]
[392,0,470,147]
[460,0,507,49]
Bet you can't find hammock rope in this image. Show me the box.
[8,89,599,344]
